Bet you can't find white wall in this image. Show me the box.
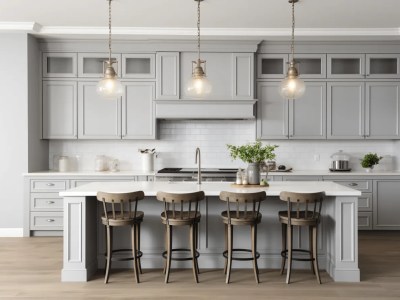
[49,120,397,172]
[0,34,29,233]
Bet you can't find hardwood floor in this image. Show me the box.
[0,231,399,299]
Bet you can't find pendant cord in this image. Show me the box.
[291,0,295,63]
[197,0,201,62]
[108,0,112,63]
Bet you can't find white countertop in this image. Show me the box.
[23,170,156,176]
[59,181,361,197]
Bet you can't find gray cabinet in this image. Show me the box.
[122,82,156,139]
[78,53,121,78]
[233,53,254,99]
[156,52,180,99]
[43,53,77,78]
[257,54,288,79]
[373,180,400,230]
[327,54,365,79]
[122,53,155,79]
[257,81,326,140]
[78,82,122,139]
[292,54,326,79]
[327,82,364,139]
[42,81,77,139]
[366,54,400,79]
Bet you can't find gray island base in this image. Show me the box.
[59,181,361,283]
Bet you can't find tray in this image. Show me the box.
[231,183,269,188]
[329,168,352,172]
[268,168,293,173]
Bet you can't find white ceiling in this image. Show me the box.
[1,0,400,40]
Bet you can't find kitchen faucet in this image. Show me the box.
[195,147,201,185]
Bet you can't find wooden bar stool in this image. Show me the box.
[97,191,145,284]
[156,191,205,283]
[219,191,266,284]
[279,191,325,284]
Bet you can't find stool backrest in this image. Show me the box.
[219,191,266,222]
[156,191,205,221]
[97,191,145,221]
[279,191,324,224]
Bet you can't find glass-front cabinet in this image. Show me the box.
[43,53,77,78]
[78,53,122,78]
[257,54,288,79]
[366,54,400,79]
[327,54,365,78]
[122,53,156,78]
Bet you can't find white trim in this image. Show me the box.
[0,228,24,237]
[0,22,41,32]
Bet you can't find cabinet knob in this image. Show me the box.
[349,183,358,187]
[46,219,55,222]
[46,183,55,186]
[46,201,55,204]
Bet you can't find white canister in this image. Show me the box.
[58,156,69,172]
[95,155,108,172]
[141,153,154,172]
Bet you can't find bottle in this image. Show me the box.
[236,169,242,185]
[242,173,248,185]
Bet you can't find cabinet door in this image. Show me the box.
[327,54,365,79]
[365,82,400,139]
[122,82,156,139]
[373,180,400,230]
[256,82,289,139]
[289,82,326,139]
[43,53,77,78]
[233,53,254,99]
[78,82,121,139]
[42,81,77,139]
[294,54,326,79]
[327,82,365,139]
[122,54,155,79]
[78,53,121,78]
[366,54,400,79]
[156,52,180,99]
[257,54,288,79]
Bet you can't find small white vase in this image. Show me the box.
[364,166,373,173]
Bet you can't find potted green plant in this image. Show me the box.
[227,141,278,184]
[360,153,382,172]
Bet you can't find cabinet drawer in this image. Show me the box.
[30,193,63,211]
[30,212,63,230]
[358,193,373,212]
[358,212,372,230]
[31,180,68,192]
[333,180,372,192]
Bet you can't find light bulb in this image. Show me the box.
[96,77,124,99]
[186,76,212,98]
[279,76,305,100]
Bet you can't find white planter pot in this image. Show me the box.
[141,153,154,172]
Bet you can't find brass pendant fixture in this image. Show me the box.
[279,0,305,100]
[96,0,124,99]
[186,0,212,98]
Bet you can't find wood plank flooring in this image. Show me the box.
[0,231,399,299]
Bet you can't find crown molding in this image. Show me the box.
[0,22,41,32]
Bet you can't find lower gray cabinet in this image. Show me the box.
[373,180,400,230]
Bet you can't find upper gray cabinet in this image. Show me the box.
[156,52,180,100]
[294,54,326,79]
[122,54,156,79]
[327,54,365,79]
[366,54,400,79]
[78,53,121,78]
[43,53,77,78]
[257,81,326,140]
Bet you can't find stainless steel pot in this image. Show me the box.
[331,160,349,170]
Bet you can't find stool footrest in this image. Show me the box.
[105,248,143,262]
[162,248,200,261]
[281,249,314,262]
[223,249,260,261]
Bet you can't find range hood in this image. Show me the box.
[155,99,257,120]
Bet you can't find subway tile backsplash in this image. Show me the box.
[49,120,397,171]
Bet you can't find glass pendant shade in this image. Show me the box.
[96,64,123,99]
[187,76,212,97]
[279,76,305,100]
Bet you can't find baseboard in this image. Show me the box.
[0,228,24,237]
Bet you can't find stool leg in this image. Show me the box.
[131,225,140,284]
[224,223,228,275]
[190,224,199,283]
[104,225,112,284]
[195,222,200,275]
[286,225,293,284]
[280,223,287,275]
[163,225,167,274]
[309,226,315,274]
[165,225,172,283]
[226,224,233,284]
[136,222,143,274]
[313,226,321,284]
[251,224,260,284]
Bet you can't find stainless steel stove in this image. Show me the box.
[156,168,237,182]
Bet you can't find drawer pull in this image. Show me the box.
[46,183,55,186]
[46,219,55,222]
[46,201,55,204]
[349,183,358,187]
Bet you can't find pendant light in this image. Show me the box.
[186,0,212,98]
[279,0,305,100]
[96,0,124,99]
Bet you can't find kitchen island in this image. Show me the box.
[59,181,361,283]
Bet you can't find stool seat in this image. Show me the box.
[161,211,201,225]
[101,211,144,226]
[221,211,261,225]
[278,211,320,226]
